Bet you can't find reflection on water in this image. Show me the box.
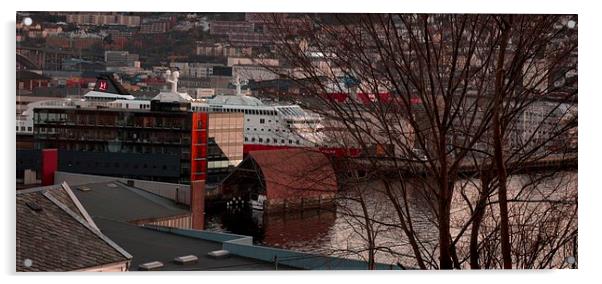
[206,171,577,267]
[205,208,337,253]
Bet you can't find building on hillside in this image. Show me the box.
[228,32,272,47]
[17,70,51,91]
[232,65,279,82]
[65,13,141,27]
[196,42,252,58]
[105,51,140,68]
[209,21,254,35]
[227,57,279,67]
[140,16,176,34]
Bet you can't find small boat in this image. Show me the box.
[249,193,266,211]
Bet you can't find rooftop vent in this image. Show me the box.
[174,255,199,265]
[207,250,230,259]
[26,202,42,212]
[138,261,164,271]
[77,186,91,192]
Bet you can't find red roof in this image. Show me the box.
[248,149,337,201]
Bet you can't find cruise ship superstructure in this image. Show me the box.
[17,73,329,155]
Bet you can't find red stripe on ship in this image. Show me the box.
[243,144,361,158]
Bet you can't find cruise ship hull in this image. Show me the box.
[243,144,361,158]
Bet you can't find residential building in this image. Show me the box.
[16,70,51,91]
[65,13,141,27]
[140,17,176,34]
[196,42,252,58]
[227,57,279,67]
[46,32,104,50]
[105,51,140,68]
[232,65,279,82]
[228,32,272,47]
[209,21,254,35]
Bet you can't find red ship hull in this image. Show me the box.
[243,144,361,158]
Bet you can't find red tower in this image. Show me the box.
[190,112,208,181]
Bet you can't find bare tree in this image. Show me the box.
[259,13,577,269]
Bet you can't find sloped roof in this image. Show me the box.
[247,149,337,200]
[16,183,131,272]
[70,181,190,223]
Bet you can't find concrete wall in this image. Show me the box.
[54,171,191,205]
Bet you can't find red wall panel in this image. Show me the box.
[41,149,58,186]
[190,113,208,181]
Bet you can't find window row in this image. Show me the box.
[244,137,300,145]
[246,127,287,133]
[64,160,177,171]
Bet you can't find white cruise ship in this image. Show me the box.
[17,72,345,155]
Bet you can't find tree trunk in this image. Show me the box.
[470,170,492,269]
[438,144,454,269]
[493,15,513,269]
